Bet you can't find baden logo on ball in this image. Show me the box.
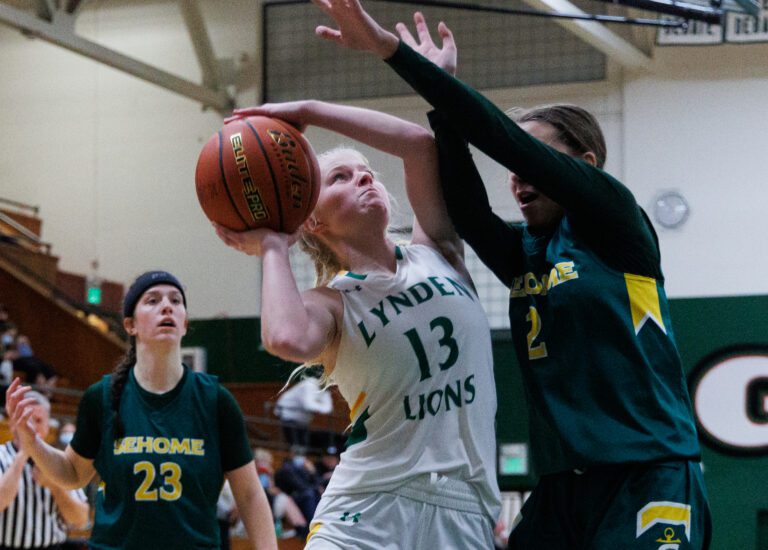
[195,116,320,233]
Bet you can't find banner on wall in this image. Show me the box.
[689,345,768,455]
[657,3,768,45]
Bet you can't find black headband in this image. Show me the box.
[122,271,187,318]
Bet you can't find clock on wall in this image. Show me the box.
[652,191,690,229]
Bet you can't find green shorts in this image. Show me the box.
[507,460,711,549]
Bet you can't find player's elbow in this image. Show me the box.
[408,127,436,155]
[262,331,320,363]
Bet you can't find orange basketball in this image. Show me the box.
[195,116,320,233]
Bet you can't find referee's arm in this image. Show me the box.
[0,449,27,511]
[35,467,90,528]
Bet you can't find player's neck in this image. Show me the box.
[337,236,397,275]
[133,346,184,394]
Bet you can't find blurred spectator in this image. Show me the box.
[14,335,33,358]
[314,446,340,493]
[56,421,77,450]
[10,337,58,392]
[216,481,238,550]
[274,448,320,529]
[253,448,308,539]
[0,391,89,548]
[0,304,9,334]
[274,372,332,448]
[0,346,15,409]
[1,321,17,352]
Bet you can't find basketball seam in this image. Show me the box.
[292,129,317,223]
[245,119,284,233]
[217,130,250,229]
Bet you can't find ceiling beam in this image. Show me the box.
[178,0,222,91]
[0,1,234,112]
[520,0,653,69]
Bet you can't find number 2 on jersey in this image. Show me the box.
[526,306,548,360]
[134,461,182,502]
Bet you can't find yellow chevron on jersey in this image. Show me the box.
[636,501,691,540]
[625,274,667,334]
[306,522,322,543]
[349,391,367,421]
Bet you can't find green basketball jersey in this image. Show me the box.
[510,217,700,473]
[90,369,223,549]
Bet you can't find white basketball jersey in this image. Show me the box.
[324,244,501,521]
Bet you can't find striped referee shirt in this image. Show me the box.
[0,442,87,549]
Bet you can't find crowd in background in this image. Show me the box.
[0,303,59,407]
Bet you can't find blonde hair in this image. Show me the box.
[299,146,393,287]
[291,146,399,388]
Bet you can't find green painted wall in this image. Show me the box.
[186,295,768,549]
[184,317,296,383]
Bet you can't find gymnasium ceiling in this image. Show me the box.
[0,0,746,110]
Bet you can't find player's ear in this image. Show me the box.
[123,317,136,336]
[304,216,325,235]
[581,151,597,167]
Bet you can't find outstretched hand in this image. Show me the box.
[396,12,457,76]
[226,101,312,132]
[311,0,399,58]
[6,378,40,453]
[213,223,299,258]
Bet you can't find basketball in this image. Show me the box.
[195,116,320,233]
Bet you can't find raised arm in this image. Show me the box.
[312,1,660,275]
[0,444,28,512]
[429,110,524,285]
[214,228,341,367]
[6,379,96,490]
[232,100,465,269]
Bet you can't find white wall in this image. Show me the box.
[0,1,766,318]
[623,43,768,297]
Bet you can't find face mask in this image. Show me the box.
[259,473,270,489]
[59,432,74,446]
[17,343,32,357]
[1,334,12,346]
[293,456,305,468]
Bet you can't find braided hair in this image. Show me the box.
[110,336,136,440]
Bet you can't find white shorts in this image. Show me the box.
[305,473,494,550]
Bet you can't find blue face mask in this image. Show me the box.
[17,343,32,357]
[59,431,74,446]
[1,334,12,346]
[293,456,306,468]
[259,473,270,489]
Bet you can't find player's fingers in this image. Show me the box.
[232,107,261,115]
[414,12,434,47]
[11,400,34,426]
[310,0,332,15]
[18,407,34,429]
[395,22,418,48]
[438,21,456,49]
[7,382,29,411]
[213,224,237,245]
[315,26,342,43]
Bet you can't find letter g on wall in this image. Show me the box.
[689,345,768,455]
